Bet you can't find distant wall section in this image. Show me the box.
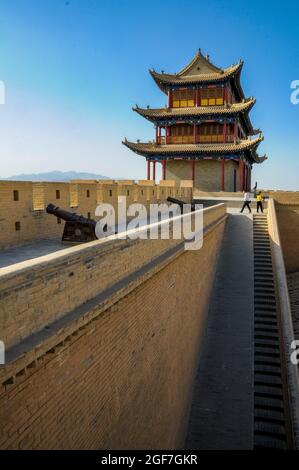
[0,179,193,249]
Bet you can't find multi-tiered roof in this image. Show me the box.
[123,50,267,165]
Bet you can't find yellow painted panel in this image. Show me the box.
[173,101,180,108]
[180,100,187,107]
[187,100,195,107]
[216,98,224,105]
[201,99,208,106]
[208,99,216,106]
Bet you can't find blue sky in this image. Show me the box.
[0,0,298,188]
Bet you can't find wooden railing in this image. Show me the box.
[157,135,238,145]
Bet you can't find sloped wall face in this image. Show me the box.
[275,205,299,273]
[0,207,226,450]
[268,193,299,273]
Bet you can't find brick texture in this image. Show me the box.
[0,180,193,249]
[0,207,225,449]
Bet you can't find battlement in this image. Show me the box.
[0,179,193,249]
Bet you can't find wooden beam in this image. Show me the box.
[162,160,166,180]
[152,161,156,182]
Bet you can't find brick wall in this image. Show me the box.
[0,204,226,449]
[275,204,299,273]
[0,180,193,249]
[265,192,299,273]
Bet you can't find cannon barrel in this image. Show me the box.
[46,203,100,243]
[46,203,96,228]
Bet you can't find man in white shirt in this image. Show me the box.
[240,191,252,213]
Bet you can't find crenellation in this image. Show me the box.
[0,179,192,249]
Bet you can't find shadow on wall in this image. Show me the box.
[276,205,299,274]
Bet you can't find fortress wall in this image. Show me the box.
[0,180,193,250]
[0,204,226,450]
[268,192,299,273]
[0,203,224,350]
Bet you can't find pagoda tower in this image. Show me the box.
[123,49,267,192]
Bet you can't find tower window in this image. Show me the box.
[13,190,19,201]
[86,190,90,198]
[15,221,21,231]
[200,87,223,106]
[109,189,113,197]
[56,190,60,199]
[127,189,130,196]
[172,88,195,107]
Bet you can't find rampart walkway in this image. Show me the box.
[186,212,254,449]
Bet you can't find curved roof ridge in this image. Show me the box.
[150,61,243,88]
[122,136,263,156]
[133,98,255,118]
[177,49,221,76]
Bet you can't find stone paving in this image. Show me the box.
[186,212,254,450]
[0,239,66,268]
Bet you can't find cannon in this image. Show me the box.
[167,196,195,214]
[46,203,107,243]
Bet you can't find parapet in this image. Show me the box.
[0,179,193,249]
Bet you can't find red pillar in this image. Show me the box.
[152,161,156,182]
[223,86,227,104]
[223,121,227,143]
[147,160,150,180]
[221,158,225,191]
[197,88,201,106]
[165,125,168,144]
[195,88,199,107]
[192,160,195,181]
[155,126,158,144]
[234,120,238,141]
[162,160,166,180]
[193,123,196,143]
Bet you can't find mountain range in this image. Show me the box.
[0,171,111,182]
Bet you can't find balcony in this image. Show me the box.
[157,135,237,145]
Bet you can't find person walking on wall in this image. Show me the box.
[256,192,264,213]
[240,191,252,213]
